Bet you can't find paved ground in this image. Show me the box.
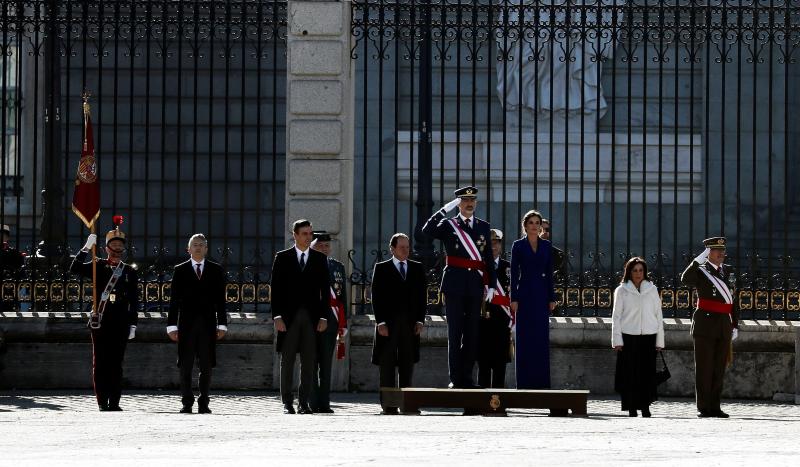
[2,391,799,466]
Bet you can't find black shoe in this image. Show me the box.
[180,405,193,414]
[714,410,729,418]
[198,405,212,414]
[628,410,637,417]
[283,404,296,414]
[98,405,109,412]
[297,404,313,414]
[641,408,651,418]
[380,407,399,415]
[401,409,421,415]
[315,407,334,414]
[107,405,123,412]
[697,410,713,418]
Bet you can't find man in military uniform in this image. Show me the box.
[1,224,24,276]
[540,218,566,282]
[310,231,347,413]
[477,229,512,389]
[1,224,25,312]
[681,236,739,418]
[422,186,496,388]
[70,219,138,411]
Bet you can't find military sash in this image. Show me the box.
[329,286,347,359]
[698,265,733,304]
[88,261,126,329]
[446,218,489,289]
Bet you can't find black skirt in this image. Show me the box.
[614,333,658,410]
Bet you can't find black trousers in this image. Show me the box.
[379,362,414,410]
[614,333,658,411]
[312,323,338,410]
[179,323,214,407]
[280,308,316,406]
[478,362,507,389]
[444,293,481,387]
[90,325,128,408]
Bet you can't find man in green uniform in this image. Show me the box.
[310,231,348,413]
[681,237,739,418]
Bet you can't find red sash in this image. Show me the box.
[697,298,733,314]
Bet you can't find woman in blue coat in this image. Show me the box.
[510,210,557,389]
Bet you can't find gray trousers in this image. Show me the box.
[280,308,316,406]
[311,324,338,410]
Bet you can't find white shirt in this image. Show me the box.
[166,257,227,334]
[458,213,474,226]
[295,245,310,265]
[377,257,423,327]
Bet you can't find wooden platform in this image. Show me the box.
[380,387,589,417]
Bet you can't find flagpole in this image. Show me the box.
[91,223,97,318]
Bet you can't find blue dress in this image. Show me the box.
[510,236,556,389]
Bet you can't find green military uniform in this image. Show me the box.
[681,237,738,418]
[310,232,348,413]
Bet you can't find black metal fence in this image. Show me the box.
[1,1,287,313]
[351,0,800,319]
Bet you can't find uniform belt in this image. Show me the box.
[697,298,733,314]
[445,256,488,285]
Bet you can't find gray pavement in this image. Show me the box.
[1,390,799,466]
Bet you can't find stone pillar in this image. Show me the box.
[280,0,354,391]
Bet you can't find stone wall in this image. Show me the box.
[1,313,797,402]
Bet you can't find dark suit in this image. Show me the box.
[70,251,138,409]
[168,259,227,408]
[371,258,426,391]
[681,260,739,414]
[478,257,512,388]
[270,247,330,407]
[422,210,496,387]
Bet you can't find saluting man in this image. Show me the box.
[681,237,739,418]
[477,228,513,389]
[70,217,138,411]
[422,186,496,389]
[310,230,348,414]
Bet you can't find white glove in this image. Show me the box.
[731,328,738,341]
[82,234,98,252]
[128,325,136,340]
[693,247,711,264]
[485,288,495,303]
[441,198,461,213]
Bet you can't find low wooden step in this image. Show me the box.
[380,387,589,417]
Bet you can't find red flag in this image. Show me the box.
[71,98,100,228]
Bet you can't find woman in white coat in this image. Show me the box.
[611,257,665,417]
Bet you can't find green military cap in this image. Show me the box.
[454,186,478,199]
[703,237,726,249]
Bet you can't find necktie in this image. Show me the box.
[465,218,471,229]
[399,261,406,280]
[195,263,202,280]
[300,252,306,270]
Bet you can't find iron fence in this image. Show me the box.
[350,0,800,319]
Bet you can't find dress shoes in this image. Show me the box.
[697,410,713,418]
[641,408,651,418]
[198,405,212,414]
[714,410,729,418]
[180,405,193,414]
[628,410,637,417]
[107,405,123,412]
[401,409,421,415]
[380,407,399,415]
[283,404,296,414]
[98,403,109,412]
[297,404,314,415]
[315,407,334,414]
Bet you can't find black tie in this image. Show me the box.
[195,263,202,280]
[464,218,471,229]
[300,252,306,270]
[399,261,406,280]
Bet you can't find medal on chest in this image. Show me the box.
[476,235,486,252]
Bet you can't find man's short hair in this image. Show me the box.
[187,233,208,248]
[541,218,550,224]
[292,219,312,233]
[389,233,410,248]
